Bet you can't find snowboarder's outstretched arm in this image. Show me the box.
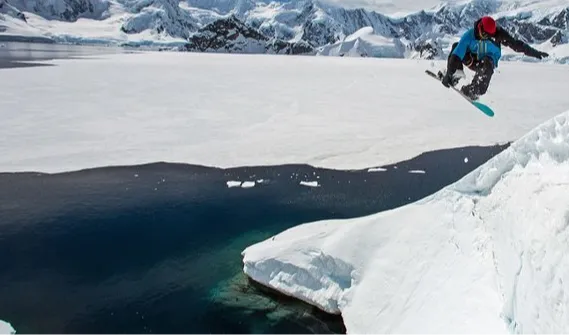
[495,27,549,59]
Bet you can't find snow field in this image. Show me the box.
[1,51,568,173]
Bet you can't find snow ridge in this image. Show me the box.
[242,110,569,333]
[451,111,569,333]
[452,112,569,195]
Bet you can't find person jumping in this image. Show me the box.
[439,16,549,100]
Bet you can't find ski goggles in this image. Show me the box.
[478,23,491,39]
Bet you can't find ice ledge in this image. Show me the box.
[243,244,357,314]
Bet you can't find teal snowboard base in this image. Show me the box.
[425,69,495,117]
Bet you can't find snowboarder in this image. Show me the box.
[439,16,549,100]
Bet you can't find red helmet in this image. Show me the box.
[479,16,496,35]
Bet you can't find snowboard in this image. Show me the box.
[425,69,495,117]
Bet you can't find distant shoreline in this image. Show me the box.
[0,34,55,44]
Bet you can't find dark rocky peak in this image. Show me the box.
[301,19,337,47]
[497,17,559,43]
[266,38,314,54]
[495,5,569,47]
[538,7,569,30]
[183,14,267,51]
[550,30,566,46]
[202,14,267,40]
[182,14,314,54]
[551,7,569,29]
[60,0,100,20]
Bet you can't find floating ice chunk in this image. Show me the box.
[300,181,320,187]
[408,170,426,174]
[226,181,242,188]
[241,181,255,188]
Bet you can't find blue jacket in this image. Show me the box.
[452,28,502,68]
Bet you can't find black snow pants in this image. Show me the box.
[449,42,494,98]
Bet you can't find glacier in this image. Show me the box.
[0,320,14,334]
[242,109,569,333]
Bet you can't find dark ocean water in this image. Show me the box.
[0,144,510,334]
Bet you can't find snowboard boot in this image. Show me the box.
[437,69,465,86]
[460,57,493,101]
[460,85,480,101]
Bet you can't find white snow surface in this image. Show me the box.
[0,320,14,334]
[242,109,569,333]
[1,52,569,173]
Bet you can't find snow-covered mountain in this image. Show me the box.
[317,26,407,57]
[120,0,198,40]
[180,14,314,54]
[1,0,568,61]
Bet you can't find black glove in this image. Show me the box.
[529,49,549,60]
